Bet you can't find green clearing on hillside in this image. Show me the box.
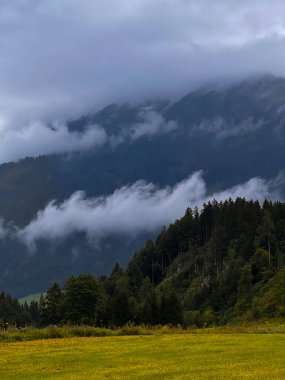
[18,292,46,305]
[0,334,285,379]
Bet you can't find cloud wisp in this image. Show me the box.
[0,122,107,164]
[129,109,178,140]
[192,117,265,138]
[17,171,280,247]
[0,109,177,164]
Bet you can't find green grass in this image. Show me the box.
[18,292,46,305]
[0,334,285,379]
[2,322,285,343]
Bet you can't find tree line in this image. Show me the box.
[1,198,285,327]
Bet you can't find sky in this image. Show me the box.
[1,0,285,128]
[0,1,284,243]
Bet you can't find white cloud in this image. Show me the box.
[0,109,177,164]
[206,177,276,203]
[17,171,279,246]
[0,122,107,163]
[129,108,177,140]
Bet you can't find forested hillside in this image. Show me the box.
[121,198,285,325]
[1,76,285,296]
[4,198,284,328]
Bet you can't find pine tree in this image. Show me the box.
[255,210,275,270]
[62,275,105,325]
[42,283,63,325]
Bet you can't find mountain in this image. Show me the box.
[122,198,285,325]
[1,74,285,296]
[26,198,285,327]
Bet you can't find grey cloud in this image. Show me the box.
[17,171,280,246]
[192,117,264,138]
[108,108,178,145]
[0,219,7,239]
[1,0,285,127]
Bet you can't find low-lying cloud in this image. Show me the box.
[129,109,177,140]
[192,117,265,138]
[0,219,7,239]
[17,171,280,247]
[1,1,285,162]
[1,0,285,127]
[0,122,107,164]
[0,109,177,164]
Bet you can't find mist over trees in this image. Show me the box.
[2,198,285,328]
[1,76,285,297]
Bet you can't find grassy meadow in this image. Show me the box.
[1,332,285,379]
[18,292,46,305]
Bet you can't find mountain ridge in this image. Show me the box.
[0,75,285,296]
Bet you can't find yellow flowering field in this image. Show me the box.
[0,334,285,379]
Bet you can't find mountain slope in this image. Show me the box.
[121,198,285,325]
[1,75,285,296]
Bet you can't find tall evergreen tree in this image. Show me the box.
[41,283,63,325]
[62,274,105,325]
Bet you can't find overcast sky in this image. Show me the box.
[1,1,285,245]
[1,0,285,128]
